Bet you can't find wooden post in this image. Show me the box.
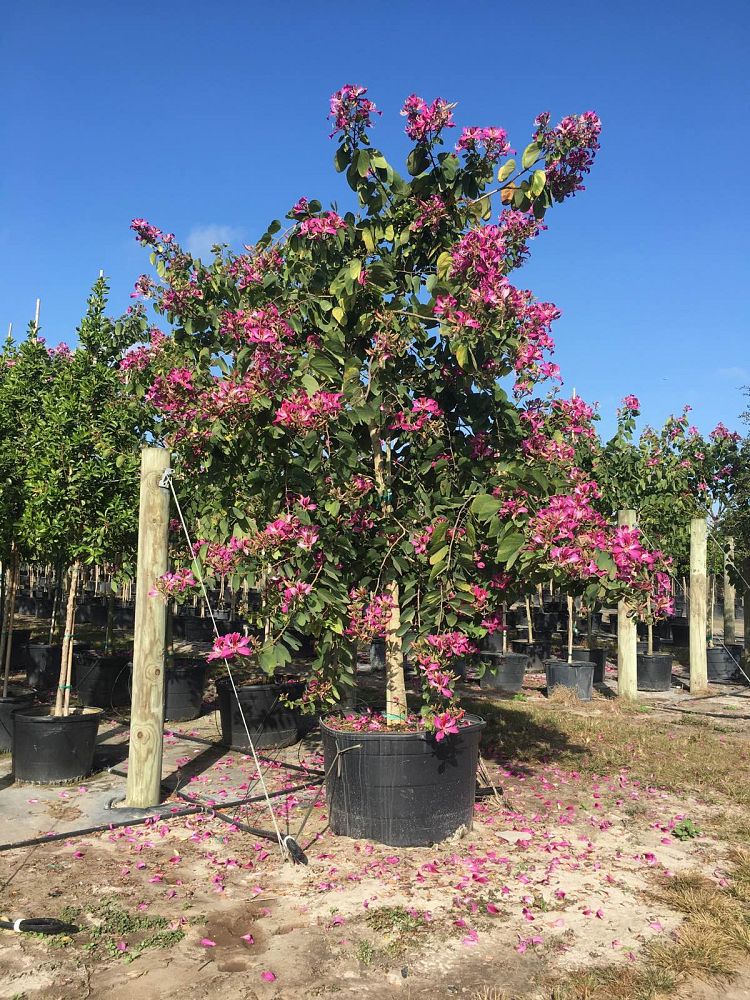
[743,556,750,649]
[125,447,171,808]
[617,510,638,699]
[689,517,708,693]
[724,538,736,646]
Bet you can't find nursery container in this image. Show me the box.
[12,706,103,783]
[545,658,594,701]
[183,616,214,643]
[165,661,207,722]
[479,652,527,694]
[75,651,132,709]
[217,679,304,749]
[320,714,486,846]
[637,653,673,692]
[0,686,35,753]
[25,644,63,691]
[669,617,690,646]
[570,647,606,684]
[707,646,739,682]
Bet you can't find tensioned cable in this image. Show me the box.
[162,469,290,860]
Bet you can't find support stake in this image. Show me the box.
[125,448,171,808]
[689,517,708,694]
[617,510,638,699]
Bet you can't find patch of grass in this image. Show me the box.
[355,939,375,966]
[672,818,701,840]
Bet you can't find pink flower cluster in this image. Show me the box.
[391,397,443,432]
[432,708,466,741]
[148,568,197,601]
[411,195,448,233]
[328,84,380,141]
[533,111,602,200]
[426,632,477,659]
[344,590,394,642]
[401,94,455,143]
[274,390,344,431]
[279,579,313,613]
[620,394,641,413]
[131,218,174,246]
[410,524,435,555]
[710,422,741,442]
[220,305,294,349]
[206,632,256,662]
[298,212,346,240]
[227,246,282,289]
[456,127,511,163]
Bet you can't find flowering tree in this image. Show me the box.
[128,86,666,729]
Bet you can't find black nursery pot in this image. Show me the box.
[545,658,594,701]
[12,706,103,783]
[479,652,528,694]
[707,646,739,682]
[75,651,132,709]
[669,617,690,646]
[637,653,673,692]
[0,686,35,753]
[216,679,304,749]
[165,661,207,722]
[25,644,63,691]
[320,715,486,847]
[570,647,606,684]
[183,617,214,643]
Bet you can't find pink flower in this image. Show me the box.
[433,709,465,741]
[298,212,346,240]
[328,84,380,140]
[261,971,277,982]
[401,94,455,143]
[206,632,254,663]
[200,938,217,947]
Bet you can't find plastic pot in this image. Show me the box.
[25,644,63,691]
[165,661,207,722]
[545,658,594,701]
[570,647,606,684]
[479,652,527,694]
[707,646,738,682]
[0,686,35,753]
[12,707,103,783]
[320,714,486,847]
[669,617,690,646]
[75,651,132,709]
[637,653,673,691]
[217,679,304,749]
[183,617,214,643]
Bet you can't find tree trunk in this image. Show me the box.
[104,586,115,653]
[385,581,407,725]
[525,596,534,643]
[54,562,80,718]
[1,551,19,698]
[724,538,736,645]
[567,595,574,663]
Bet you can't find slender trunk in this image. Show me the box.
[1,552,20,698]
[525,596,534,643]
[567,595,574,663]
[647,622,653,657]
[104,587,115,653]
[502,603,507,655]
[385,581,407,724]
[724,539,736,645]
[54,562,80,718]
[587,605,594,649]
[0,553,13,681]
[48,564,63,644]
[708,573,715,647]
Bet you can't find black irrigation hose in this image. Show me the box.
[0,917,79,935]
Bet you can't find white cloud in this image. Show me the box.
[186,224,243,259]
[716,366,750,382]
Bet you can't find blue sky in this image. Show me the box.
[2,0,748,436]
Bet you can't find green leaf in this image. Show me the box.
[407,146,430,176]
[497,158,516,182]
[522,142,542,169]
[497,531,525,563]
[470,493,502,521]
[334,145,350,173]
[530,169,546,197]
[436,251,453,280]
[429,544,450,566]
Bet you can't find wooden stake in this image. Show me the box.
[33,299,40,338]
[567,595,574,662]
[617,510,638,699]
[724,538,736,645]
[689,517,708,693]
[55,563,80,717]
[525,596,533,643]
[385,581,407,724]
[125,448,171,808]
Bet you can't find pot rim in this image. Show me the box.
[13,706,104,723]
[320,712,486,740]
